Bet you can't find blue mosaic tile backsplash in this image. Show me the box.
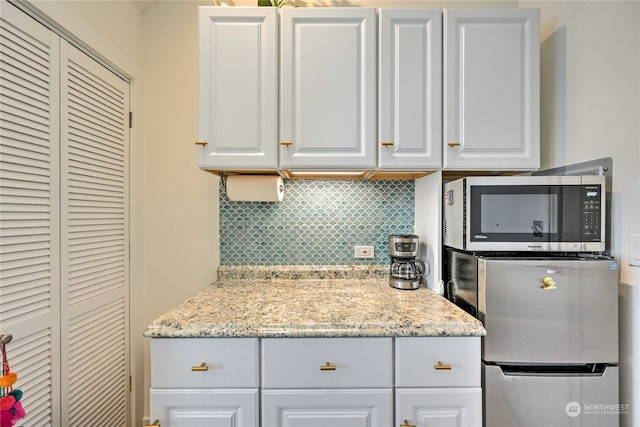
[220,179,415,265]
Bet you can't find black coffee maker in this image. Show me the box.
[389,234,425,290]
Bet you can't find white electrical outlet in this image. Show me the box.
[355,245,375,259]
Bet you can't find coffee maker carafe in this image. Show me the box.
[389,234,425,290]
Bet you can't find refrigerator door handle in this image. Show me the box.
[497,363,614,377]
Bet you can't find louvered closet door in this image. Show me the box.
[59,40,129,426]
[0,3,61,426]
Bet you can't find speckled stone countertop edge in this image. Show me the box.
[143,323,486,338]
[144,266,486,338]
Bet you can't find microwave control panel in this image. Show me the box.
[582,184,602,241]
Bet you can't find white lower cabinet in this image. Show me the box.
[150,389,259,427]
[149,338,260,427]
[395,337,482,427]
[261,338,393,427]
[149,336,481,427]
[262,389,393,427]
[396,388,482,427]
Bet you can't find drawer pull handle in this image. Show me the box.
[434,361,452,370]
[281,141,293,146]
[195,141,208,147]
[448,142,461,147]
[382,141,395,147]
[144,420,160,427]
[320,362,336,371]
[191,362,209,372]
[401,420,416,427]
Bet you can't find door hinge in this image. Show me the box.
[129,111,133,129]
[129,375,133,392]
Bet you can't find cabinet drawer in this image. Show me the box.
[262,338,392,388]
[395,337,480,387]
[151,338,259,388]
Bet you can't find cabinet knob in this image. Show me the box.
[434,361,452,370]
[280,141,293,146]
[401,420,416,427]
[191,362,209,372]
[448,142,461,147]
[195,141,208,147]
[144,420,160,427]
[320,362,336,371]
[381,141,395,147]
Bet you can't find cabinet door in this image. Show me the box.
[150,389,259,427]
[198,7,278,170]
[379,9,442,170]
[280,8,376,169]
[263,389,393,427]
[396,388,482,427]
[443,9,539,170]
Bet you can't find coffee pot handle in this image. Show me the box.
[415,259,427,278]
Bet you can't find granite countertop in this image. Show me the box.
[144,266,486,338]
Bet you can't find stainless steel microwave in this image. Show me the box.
[443,175,606,252]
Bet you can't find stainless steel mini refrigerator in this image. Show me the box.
[445,249,620,427]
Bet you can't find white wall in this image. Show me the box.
[522,2,640,425]
[141,0,221,322]
[140,1,222,423]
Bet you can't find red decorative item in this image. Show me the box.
[0,337,26,427]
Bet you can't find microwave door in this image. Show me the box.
[468,184,584,251]
[469,185,555,251]
[479,191,555,234]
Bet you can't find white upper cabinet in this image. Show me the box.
[378,9,442,170]
[280,8,376,170]
[196,7,540,174]
[443,9,540,170]
[198,7,278,170]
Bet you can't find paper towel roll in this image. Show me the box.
[226,175,284,202]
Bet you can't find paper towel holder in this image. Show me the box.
[221,173,285,202]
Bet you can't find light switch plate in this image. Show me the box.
[629,234,640,266]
